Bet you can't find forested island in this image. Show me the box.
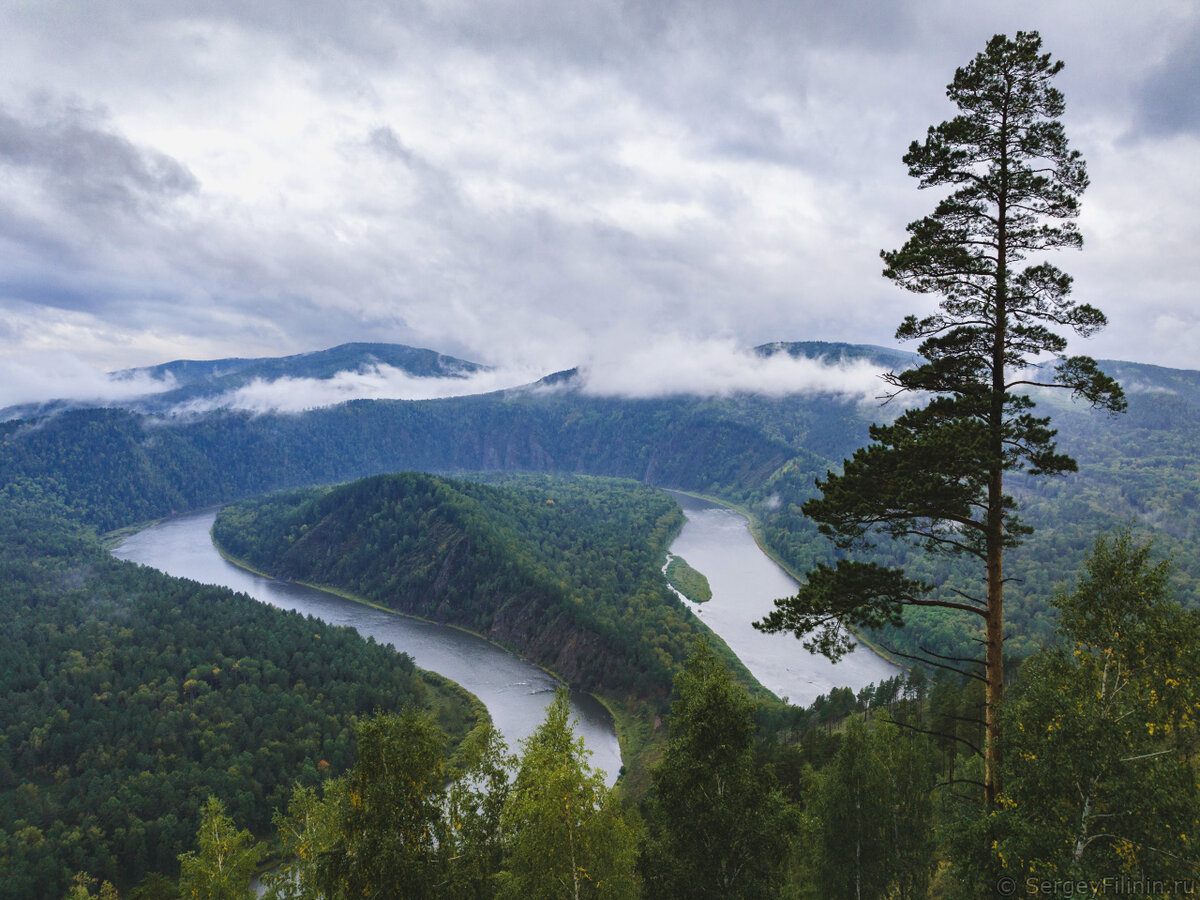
[664,554,712,604]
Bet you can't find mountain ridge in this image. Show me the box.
[6,339,1197,422]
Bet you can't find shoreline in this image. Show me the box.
[661,487,907,671]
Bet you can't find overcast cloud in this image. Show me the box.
[0,1,1196,406]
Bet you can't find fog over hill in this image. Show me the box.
[6,338,1193,425]
[1,338,919,419]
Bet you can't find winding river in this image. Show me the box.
[666,492,900,706]
[112,492,899,784]
[112,511,624,784]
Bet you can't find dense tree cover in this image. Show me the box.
[691,363,1200,667]
[254,690,635,899]
[0,391,795,534]
[795,717,937,899]
[212,473,727,709]
[55,530,1200,896]
[91,648,921,900]
[4,339,1200,893]
[991,532,1200,884]
[780,529,1200,894]
[640,642,796,899]
[289,709,449,897]
[0,500,477,900]
[4,343,1200,669]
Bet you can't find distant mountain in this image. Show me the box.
[1,342,491,421]
[118,342,489,411]
[119,341,486,386]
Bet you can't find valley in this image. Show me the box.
[4,339,1200,895]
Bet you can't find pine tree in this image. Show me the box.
[757,31,1124,809]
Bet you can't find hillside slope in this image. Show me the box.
[212,473,731,709]
[4,342,1199,662]
[0,497,479,899]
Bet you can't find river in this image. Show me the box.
[666,492,900,706]
[112,511,624,784]
[112,492,900,786]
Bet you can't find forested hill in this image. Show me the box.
[0,497,479,899]
[119,341,485,387]
[213,473,732,709]
[4,343,1200,663]
[0,394,801,533]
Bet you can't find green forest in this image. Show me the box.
[4,27,1200,899]
[5,344,1200,895]
[57,533,1200,898]
[211,472,760,774]
[0,495,480,899]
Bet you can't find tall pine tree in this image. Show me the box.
[757,31,1124,809]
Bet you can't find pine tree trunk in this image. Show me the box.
[984,505,1004,810]
[985,83,1011,813]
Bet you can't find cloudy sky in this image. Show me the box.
[0,0,1196,404]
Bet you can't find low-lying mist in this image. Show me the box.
[577,337,885,401]
[1,338,891,418]
[173,365,548,415]
[0,353,178,412]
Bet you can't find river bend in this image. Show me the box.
[112,493,900,786]
[113,512,623,784]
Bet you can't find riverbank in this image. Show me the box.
[112,510,624,784]
[663,488,907,671]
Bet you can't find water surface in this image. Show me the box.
[666,492,900,705]
[113,511,623,784]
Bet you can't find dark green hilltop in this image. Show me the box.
[212,472,725,708]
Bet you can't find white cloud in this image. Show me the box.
[0,352,176,410]
[579,336,886,400]
[173,363,548,415]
